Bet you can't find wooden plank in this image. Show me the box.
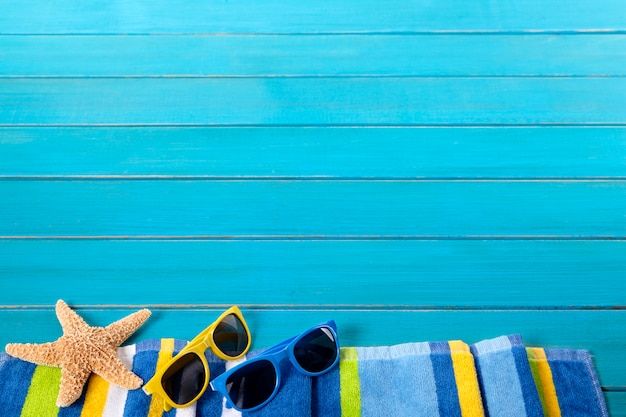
[0,240,624,307]
[2,180,626,237]
[607,393,626,417]
[2,78,626,126]
[2,127,626,178]
[2,35,625,77]
[0,308,623,388]
[1,0,624,34]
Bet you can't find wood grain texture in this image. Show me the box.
[607,393,626,417]
[1,180,625,237]
[2,35,626,77]
[2,78,626,125]
[2,127,626,178]
[1,0,625,34]
[1,240,624,307]
[0,309,623,388]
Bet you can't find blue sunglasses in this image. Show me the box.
[210,320,339,411]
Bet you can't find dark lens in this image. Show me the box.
[161,352,206,405]
[294,327,338,373]
[225,359,277,410]
[213,313,249,357]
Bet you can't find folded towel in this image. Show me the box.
[0,335,608,417]
[340,340,484,417]
[527,347,609,417]
[471,335,544,417]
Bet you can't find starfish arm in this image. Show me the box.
[56,300,89,334]
[5,341,62,367]
[104,309,151,346]
[57,363,91,407]
[93,350,143,389]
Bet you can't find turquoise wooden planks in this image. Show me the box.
[2,127,626,178]
[1,0,625,34]
[2,35,626,77]
[0,309,623,388]
[0,240,625,307]
[2,180,626,237]
[2,78,626,125]
[607,394,626,417]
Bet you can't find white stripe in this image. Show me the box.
[175,403,197,417]
[102,344,137,417]
[219,355,247,417]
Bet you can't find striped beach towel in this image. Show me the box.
[0,335,608,417]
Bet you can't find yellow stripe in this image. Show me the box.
[527,348,546,415]
[80,375,110,417]
[20,366,61,417]
[147,338,176,417]
[527,348,562,417]
[449,341,484,417]
[339,347,361,417]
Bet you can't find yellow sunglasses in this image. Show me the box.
[142,306,251,411]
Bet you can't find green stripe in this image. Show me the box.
[340,347,361,417]
[20,366,61,417]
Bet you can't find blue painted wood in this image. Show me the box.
[1,240,624,307]
[1,0,624,34]
[607,394,626,417]
[2,35,626,76]
[2,180,625,237]
[2,127,626,178]
[3,78,626,125]
[0,309,623,388]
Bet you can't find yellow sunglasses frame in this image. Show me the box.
[142,306,251,411]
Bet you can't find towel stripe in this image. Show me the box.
[508,336,544,417]
[430,341,462,417]
[20,365,61,417]
[0,357,36,417]
[449,341,484,417]
[339,347,361,417]
[527,348,561,417]
[80,375,109,417]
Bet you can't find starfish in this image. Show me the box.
[5,300,151,407]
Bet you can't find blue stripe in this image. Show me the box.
[0,354,36,417]
[136,339,163,353]
[507,336,543,417]
[471,335,526,417]
[429,342,462,417]
[312,366,340,417]
[546,349,608,417]
[124,349,158,417]
[356,343,439,417]
[173,339,188,354]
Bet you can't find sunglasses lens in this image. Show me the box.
[225,359,277,410]
[213,313,249,357]
[294,326,338,373]
[161,352,206,405]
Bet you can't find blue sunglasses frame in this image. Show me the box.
[210,320,339,412]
